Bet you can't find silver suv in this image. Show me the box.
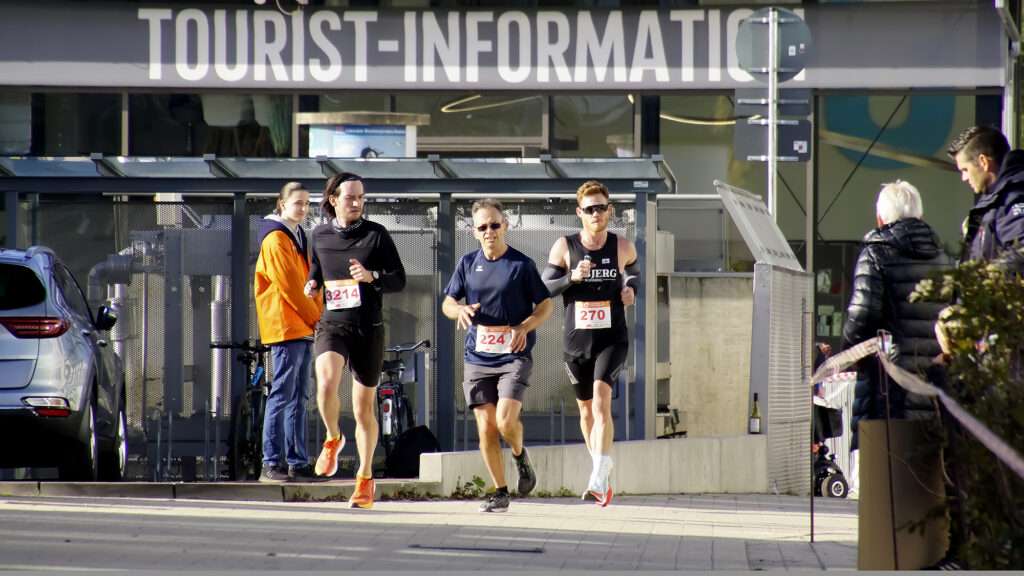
[0,246,126,480]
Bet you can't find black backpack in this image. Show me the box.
[385,425,440,478]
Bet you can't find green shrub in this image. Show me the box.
[912,254,1024,569]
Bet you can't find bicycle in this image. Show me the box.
[211,340,270,481]
[377,339,430,465]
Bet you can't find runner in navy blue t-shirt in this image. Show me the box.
[442,198,552,513]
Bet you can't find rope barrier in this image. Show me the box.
[809,332,1024,481]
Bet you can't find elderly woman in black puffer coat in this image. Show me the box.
[839,180,955,450]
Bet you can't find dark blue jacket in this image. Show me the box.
[965,150,1024,262]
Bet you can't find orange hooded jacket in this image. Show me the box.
[254,217,323,344]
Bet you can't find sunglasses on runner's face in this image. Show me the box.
[581,203,610,215]
[476,222,503,232]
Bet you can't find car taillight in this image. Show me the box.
[23,397,72,417]
[0,316,70,338]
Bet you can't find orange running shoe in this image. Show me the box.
[314,435,345,477]
[349,475,374,509]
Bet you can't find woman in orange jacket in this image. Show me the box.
[254,181,324,483]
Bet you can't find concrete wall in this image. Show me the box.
[419,434,767,496]
[668,274,754,438]
[413,273,765,496]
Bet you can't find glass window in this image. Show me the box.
[301,91,543,156]
[396,92,542,139]
[0,93,32,155]
[0,264,45,310]
[307,91,543,138]
[54,264,93,322]
[130,93,292,157]
[0,92,120,157]
[551,94,633,157]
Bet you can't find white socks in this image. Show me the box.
[589,452,611,488]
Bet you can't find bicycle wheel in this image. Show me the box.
[401,391,415,430]
[228,391,262,481]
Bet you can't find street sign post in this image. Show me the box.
[735,7,812,220]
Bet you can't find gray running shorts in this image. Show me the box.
[462,357,532,409]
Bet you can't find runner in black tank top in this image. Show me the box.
[562,232,628,358]
[543,181,640,508]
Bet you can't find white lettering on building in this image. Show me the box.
[537,11,571,83]
[214,10,248,82]
[670,10,702,83]
[139,8,172,80]
[422,12,460,83]
[309,11,341,82]
[254,11,288,81]
[138,7,790,87]
[176,9,209,81]
[726,9,754,83]
[497,11,531,84]
[629,10,668,83]
[574,11,626,83]
[465,12,494,83]
[344,12,376,83]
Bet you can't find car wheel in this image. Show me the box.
[826,473,849,498]
[99,404,127,481]
[60,403,98,481]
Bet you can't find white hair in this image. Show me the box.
[876,180,923,225]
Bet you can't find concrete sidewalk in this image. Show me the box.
[0,483,858,571]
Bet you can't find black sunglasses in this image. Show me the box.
[475,222,503,232]
[581,203,610,215]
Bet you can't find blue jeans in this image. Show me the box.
[262,339,313,469]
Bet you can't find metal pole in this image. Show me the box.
[768,7,779,220]
[204,400,210,481]
[154,412,161,482]
[214,403,220,479]
[166,411,173,482]
[436,191,455,450]
[560,397,565,444]
[230,193,249,409]
[549,396,555,446]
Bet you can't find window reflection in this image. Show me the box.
[551,94,633,157]
[0,93,120,157]
[128,93,293,157]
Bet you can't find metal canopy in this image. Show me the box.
[553,158,664,181]
[0,157,103,178]
[0,155,676,196]
[440,158,552,179]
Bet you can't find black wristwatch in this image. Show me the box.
[371,270,380,282]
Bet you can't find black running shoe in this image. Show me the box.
[289,464,329,482]
[515,447,537,495]
[258,465,291,484]
[479,491,510,513]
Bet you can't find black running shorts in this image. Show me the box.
[563,343,628,401]
[313,320,385,387]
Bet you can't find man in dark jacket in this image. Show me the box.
[840,180,954,450]
[947,125,1024,262]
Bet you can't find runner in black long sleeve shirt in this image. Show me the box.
[303,172,406,509]
[308,215,406,326]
